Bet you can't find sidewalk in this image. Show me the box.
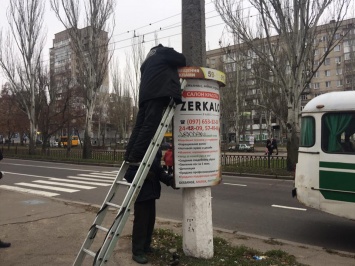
[0,189,354,266]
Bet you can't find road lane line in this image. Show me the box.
[223,182,247,187]
[15,183,79,193]
[67,176,113,182]
[272,204,307,211]
[33,180,95,189]
[0,185,60,197]
[49,178,111,186]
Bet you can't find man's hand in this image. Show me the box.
[169,178,179,190]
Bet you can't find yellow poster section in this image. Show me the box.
[178,67,226,87]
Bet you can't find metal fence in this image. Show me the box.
[1,145,286,169]
[221,154,286,169]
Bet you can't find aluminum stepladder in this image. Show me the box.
[73,80,186,266]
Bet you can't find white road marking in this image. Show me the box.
[78,174,115,179]
[67,176,113,182]
[4,172,55,179]
[101,171,118,174]
[15,183,79,193]
[48,178,111,186]
[33,180,95,189]
[4,162,102,172]
[272,204,307,211]
[0,185,60,197]
[87,172,117,177]
[223,182,247,187]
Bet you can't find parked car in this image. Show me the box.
[237,143,253,152]
[50,140,58,147]
[228,143,253,152]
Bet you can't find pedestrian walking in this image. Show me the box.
[272,137,278,155]
[266,137,273,156]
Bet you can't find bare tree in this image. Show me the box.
[109,59,131,144]
[124,37,146,123]
[0,84,29,144]
[50,0,116,159]
[214,0,352,170]
[0,0,46,154]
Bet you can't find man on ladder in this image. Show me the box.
[73,45,186,266]
[124,44,186,163]
[124,44,185,264]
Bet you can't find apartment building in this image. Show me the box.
[207,18,355,144]
[49,27,110,138]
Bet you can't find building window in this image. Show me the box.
[314,71,319,77]
[324,70,331,77]
[336,68,342,75]
[334,45,341,52]
[337,80,343,87]
[325,81,331,88]
[344,53,351,60]
[335,57,341,64]
[324,58,330,65]
[314,83,320,89]
[301,94,308,100]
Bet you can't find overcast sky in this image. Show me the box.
[0,0,226,84]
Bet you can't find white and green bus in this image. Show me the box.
[294,91,355,220]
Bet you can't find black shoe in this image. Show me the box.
[132,254,148,264]
[0,240,11,248]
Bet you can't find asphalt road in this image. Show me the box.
[0,158,354,254]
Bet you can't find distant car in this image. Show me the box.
[228,143,253,152]
[237,143,253,152]
[50,140,58,147]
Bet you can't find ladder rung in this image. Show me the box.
[105,202,121,209]
[116,180,130,186]
[96,225,109,232]
[83,248,96,257]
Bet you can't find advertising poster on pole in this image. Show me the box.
[174,67,225,188]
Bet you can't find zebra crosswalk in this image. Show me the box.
[0,171,120,197]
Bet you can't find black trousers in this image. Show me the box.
[132,199,156,255]
[125,97,170,161]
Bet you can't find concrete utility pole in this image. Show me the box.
[181,0,213,258]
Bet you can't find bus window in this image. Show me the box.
[322,113,355,153]
[300,116,315,147]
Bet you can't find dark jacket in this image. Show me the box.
[124,150,173,202]
[139,44,186,107]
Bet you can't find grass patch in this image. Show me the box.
[148,229,306,266]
